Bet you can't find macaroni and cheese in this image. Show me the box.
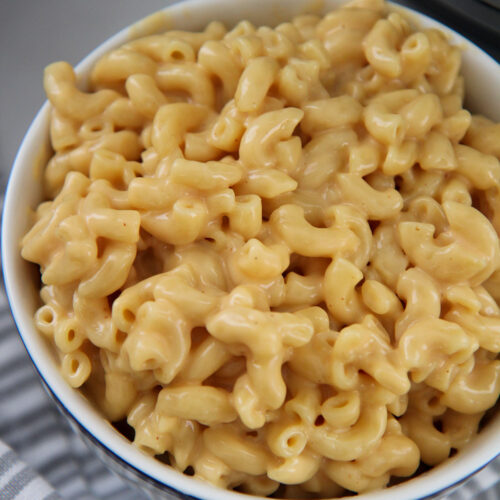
[21,0,500,496]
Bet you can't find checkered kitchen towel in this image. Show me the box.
[0,278,499,499]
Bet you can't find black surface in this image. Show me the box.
[394,0,500,62]
[480,0,500,9]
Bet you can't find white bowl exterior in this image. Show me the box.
[2,1,500,499]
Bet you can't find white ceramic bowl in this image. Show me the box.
[3,1,500,499]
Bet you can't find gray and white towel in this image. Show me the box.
[1,279,500,499]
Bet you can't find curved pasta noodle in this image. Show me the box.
[309,403,387,461]
[239,108,303,171]
[331,315,409,394]
[399,201,500,286]
[44,62,118,121]
[398,318,479,391]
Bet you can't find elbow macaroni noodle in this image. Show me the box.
[21,0,500,496]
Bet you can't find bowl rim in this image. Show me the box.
[2,1,500,499]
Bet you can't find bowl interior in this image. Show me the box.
[2,1,500,499]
